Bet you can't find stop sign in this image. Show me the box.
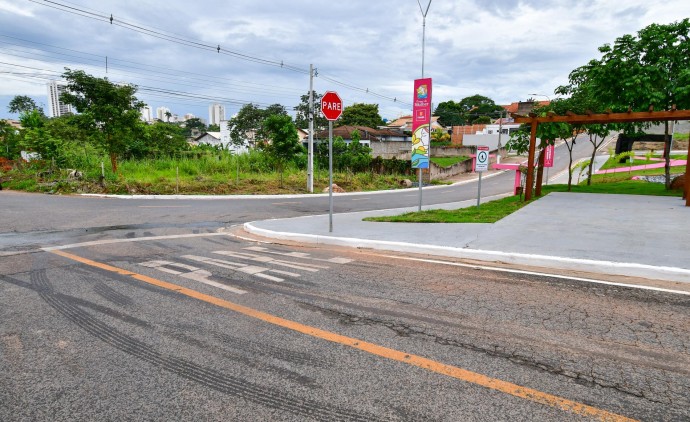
[321,91,343,121]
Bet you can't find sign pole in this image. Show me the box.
[477,171,482,207]
[474,145,489,208]
[328,120,333,233]
[321,90,343,232]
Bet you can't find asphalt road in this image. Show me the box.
[4,136,688,421]
[1,232,688,421]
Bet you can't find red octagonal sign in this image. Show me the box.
[321,91,343,121]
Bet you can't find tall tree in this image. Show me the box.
[229,103,288,148]
[8,95,43,116]
[260,114,302,187]
[294,91,327,131]
[434,100,464,126]
[458,95,504,124]
[339,103,384,128]
[60,69,144,172]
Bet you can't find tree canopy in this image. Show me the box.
[8,95,43,116]
[229,103,288,148]
[260,114,303,186]
[60,68,144,171]
[556,18,690,188]
[294,91,327,131]
[434,95,504,126]
[339,103,384,128]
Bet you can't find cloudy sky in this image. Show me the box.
[1,0,690,124]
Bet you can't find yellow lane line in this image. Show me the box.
[49,249,637,422]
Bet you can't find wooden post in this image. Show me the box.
[685,130,690,207]
[535,147,545,197]
[525,119,538,201]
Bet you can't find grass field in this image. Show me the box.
[430,156,469,167]
[363,178,685,224]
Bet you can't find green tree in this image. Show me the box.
[458,95,504,124]
[164,110,172,123]
[8,95,43,116]
[0,119,19,159]
[208,124,220,132]
[18,109,68,166]
[294,91,327,131]
[558,19,690,188]
[434,100,464,126]
[143,122,188,158]
[229,103,288,149]
[60,69,144,172]
[182,117,207,137]
[343,130,372,172]
[339,103,384,128]
[229,103,265,149]
[260,114,303,186]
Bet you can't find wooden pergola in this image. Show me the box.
[512,109,690,206]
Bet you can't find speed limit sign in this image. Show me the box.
[475,146,489,172]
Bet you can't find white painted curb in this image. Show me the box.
[244,222,690,284]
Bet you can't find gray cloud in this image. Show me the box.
[1,0,689,122]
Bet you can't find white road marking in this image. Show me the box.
[350,198,368,201]
[138,205,191,208]
[42,232,231,251]
[272,202,301,205]
[243,246,353,264]
[213,250,328,272]
[182,255,291,283]
[139,260,247,294]
[376,254,690,296]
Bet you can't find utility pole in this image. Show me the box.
[307,64,314,192]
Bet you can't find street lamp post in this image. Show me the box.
[417,0,432,212]
[529,93,551,102]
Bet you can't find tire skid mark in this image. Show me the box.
[161,330,318,388]
[213,332,332,368]
[30,270,389,422]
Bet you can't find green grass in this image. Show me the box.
[364,178,684,224]
[364,195,530,223]
[1,154,417,195]
[599,154,687,171]
[430,156,469,167]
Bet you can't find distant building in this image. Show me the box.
[386,115,442,132]
[220,120,248,153]
[140,105,153,122]
[156,106,171,121]
[208,103,225,126]
[46,80,73,118]
[183,113,196,121]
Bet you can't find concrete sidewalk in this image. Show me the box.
[246,192,690,284]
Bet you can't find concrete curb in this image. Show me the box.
[78,169,508,200]
[244,222,690,284]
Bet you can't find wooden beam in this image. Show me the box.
[513,109,690,125]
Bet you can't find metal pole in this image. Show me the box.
[477,171,482,207]
[307,64,314,193]
[329,120,334,232]
[417,0,431,212]
[497,110,504,164]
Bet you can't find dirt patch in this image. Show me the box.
[632,140,689,151]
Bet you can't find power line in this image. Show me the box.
[25,0,410,108]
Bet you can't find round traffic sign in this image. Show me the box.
[321,91,343,121]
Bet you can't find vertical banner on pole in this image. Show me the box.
[412,78,432,169]
[543,144,555,168]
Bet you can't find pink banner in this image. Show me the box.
[412,78,432,169]
[544,144,555,168]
